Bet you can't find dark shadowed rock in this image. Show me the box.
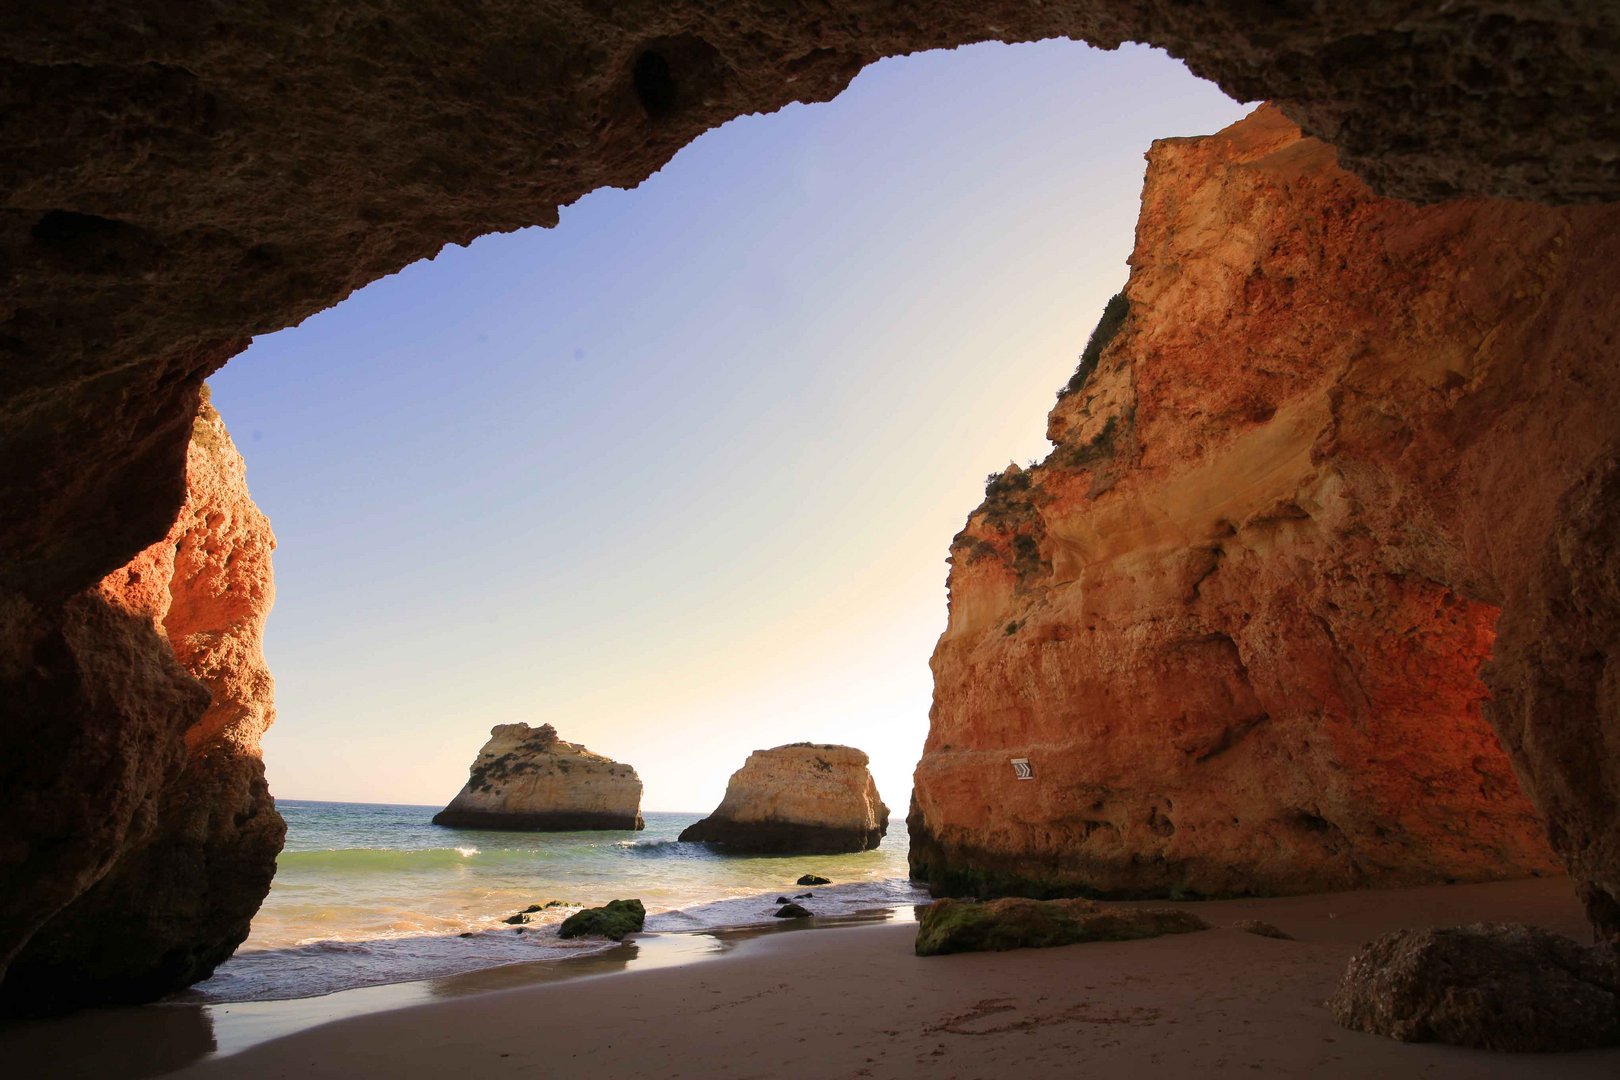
[774,904,812,919]
[798,875,831,886]
[1233,920,1293,940]
[1329,923,1620,1052]
[915,897,1209,957]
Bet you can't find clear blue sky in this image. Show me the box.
[209,39,1249,812]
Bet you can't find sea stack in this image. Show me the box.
[434,723,644,831]
[680,743,888,854]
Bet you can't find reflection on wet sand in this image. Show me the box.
[0,906,914,1079]
[0,998,216,1080]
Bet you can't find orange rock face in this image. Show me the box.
[0,397,282,1008]
[910,105,1620,902]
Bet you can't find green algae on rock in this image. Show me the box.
[915,897,1208,957]
[557,899,646,941]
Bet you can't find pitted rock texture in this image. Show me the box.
[434,723,644,831]
[680,744,889,854]
[1329,923,1620,1052]
[0,398,281,1009]
[910,104,1620,911]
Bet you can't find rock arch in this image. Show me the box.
[2,2,1619,1005]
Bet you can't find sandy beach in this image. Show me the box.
[10,876,1612,1079]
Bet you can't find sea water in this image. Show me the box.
[179,800,921,1003]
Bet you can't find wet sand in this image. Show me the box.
[9,877,1620,1079]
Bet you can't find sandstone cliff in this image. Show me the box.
[1,396,282,1008]
[434,723,644,831]
[681,744,889,854]
[910,104,1611,901]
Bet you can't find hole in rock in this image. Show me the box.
[30,209,148,267]
[633,51,678,116]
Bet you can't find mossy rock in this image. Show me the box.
[915,897,1208,956]
[558,899,646,941]
[797,874,831,886]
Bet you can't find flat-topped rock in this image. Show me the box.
[433,723,643,831]
[679,743,888,854]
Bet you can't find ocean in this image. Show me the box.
[180,800,923,1004]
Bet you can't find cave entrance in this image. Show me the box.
[210,39,1247,825]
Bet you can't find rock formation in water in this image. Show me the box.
[680,744,888,854]
[0,396,282,1010]
[911,103,1620,905]
[434,723,644,831]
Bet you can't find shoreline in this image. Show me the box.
[7,876,1619,1078]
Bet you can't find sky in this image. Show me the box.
[209,39,1249,813]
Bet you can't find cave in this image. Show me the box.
[3,2,1619,1010]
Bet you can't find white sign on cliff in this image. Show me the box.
[1011,758,1033,780]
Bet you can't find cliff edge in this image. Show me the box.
[1,396,283,1009]
[909,105,1583,901]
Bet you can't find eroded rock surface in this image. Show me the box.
[0,398,281,1009]
[911,104,1620,907]
[680,744,888,854]
[434,723,644,831]
[1329,923,1620,1052]
[915,896,1209,956]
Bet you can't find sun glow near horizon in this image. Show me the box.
[209,40,1250,815]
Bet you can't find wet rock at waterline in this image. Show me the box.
[914,897,1209,957]
[774,904,813,919]
[557,900,646,942]
[1329,923,1620,1051]
[798,874,831,886]
[680,744,888,854]
[433,723,644,831]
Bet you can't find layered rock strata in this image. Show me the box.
[680,744,889,854]
[0,398,281,1009]
[434,723,644,831]
[911,104,1620,906]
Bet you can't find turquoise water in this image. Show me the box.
[182,800,920,1002]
